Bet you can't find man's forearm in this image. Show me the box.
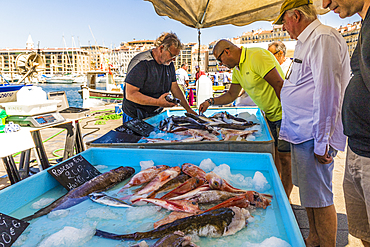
[126,91,159,106]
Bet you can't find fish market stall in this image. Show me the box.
[87,107,275,157]
[0,148,304,246]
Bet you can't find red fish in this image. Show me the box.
[181,163,207,180]
[118,165,169,193]
[203,190,271,212]
[132,198,201,214]
[136,166,181,195]
[160,177,206,200]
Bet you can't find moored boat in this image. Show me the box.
[0,83,24,103]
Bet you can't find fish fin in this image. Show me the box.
[95,229,134,240]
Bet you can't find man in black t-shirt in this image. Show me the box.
[323,0,370,244]
[122,32,196,122]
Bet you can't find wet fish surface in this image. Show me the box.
[22,166,135,221]
[95,207,249,240]
[89,192,132,207]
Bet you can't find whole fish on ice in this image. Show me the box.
[95,207,250,240]
[89,192,132,207]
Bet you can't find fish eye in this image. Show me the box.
[192,201,197,205]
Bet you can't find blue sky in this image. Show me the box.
[0,0,362,49]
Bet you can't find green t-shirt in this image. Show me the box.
[232,47,284,122]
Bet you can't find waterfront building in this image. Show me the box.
[336,21,361,57]
[0,46,90,79]
[240,25,292,45]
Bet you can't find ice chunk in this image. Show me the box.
[199,158,216,172]
[31,198,55,209]
[94,165,108,171]
[48,209,69,220]
[38,224,96,247]
[126,205,163,222]
[243,236,291,247]
[140,160,155,170]
[213,163,253,188]
[252,171,270,192]
[12,235,27,246]
[86,207,119,220]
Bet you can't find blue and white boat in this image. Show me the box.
[0,77,24,103]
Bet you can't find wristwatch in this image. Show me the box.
[206,98,215,105]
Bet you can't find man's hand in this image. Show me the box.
[314,148,333,164]
[157,93,177,107]
[199,100,210,114]
[187,108,198,115]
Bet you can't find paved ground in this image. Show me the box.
[0,105,363,246]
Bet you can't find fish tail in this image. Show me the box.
[95,229,136,240]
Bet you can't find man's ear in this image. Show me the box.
[294,10,301,22]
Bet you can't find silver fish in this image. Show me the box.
[89,192,132,207]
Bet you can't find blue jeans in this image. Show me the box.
[122,112,133,123]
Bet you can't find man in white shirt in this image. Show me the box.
[175,64,189,96]
[274,0,351,246]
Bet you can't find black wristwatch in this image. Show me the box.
[206,98,215,105]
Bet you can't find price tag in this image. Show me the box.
[0,213,29,247]
[47,155,101,191]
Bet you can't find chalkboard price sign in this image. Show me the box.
[47,155,102,191]
[123,119,155,137]
[0,213,29,247]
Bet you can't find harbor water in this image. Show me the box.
[39,84,106,108]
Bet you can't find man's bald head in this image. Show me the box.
[213,39,238,58]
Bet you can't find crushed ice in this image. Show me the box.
[86,207,119,220]
[199,158,216,172]
[31,198,55,209]
[140,160,155,170]
[199,158,270,192]
[253,171,270,192]
[48,209,69,220]
[38,224,96,247]
[243,236,291,246]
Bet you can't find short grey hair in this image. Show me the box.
[154,32,183,50]
[268,41,287,56]
[286,4,317,23]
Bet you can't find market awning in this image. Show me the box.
[144,0,329,29]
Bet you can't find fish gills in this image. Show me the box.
[95,207,235,240]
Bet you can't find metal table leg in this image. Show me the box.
[31,130,50,170]
[74,121,85,153]
[2,156,21,184]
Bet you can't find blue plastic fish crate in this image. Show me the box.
[0,148,304,246]
[87,107,275,157]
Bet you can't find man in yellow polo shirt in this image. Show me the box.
[199,39,292,198]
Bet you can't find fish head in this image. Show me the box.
[88,192,105,200]
[112,166,136,182]
[206,172,223,190]
[244,191,271,209]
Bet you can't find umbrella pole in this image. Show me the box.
[197,29,201,66]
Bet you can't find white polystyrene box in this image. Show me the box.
[0,100,61,116]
